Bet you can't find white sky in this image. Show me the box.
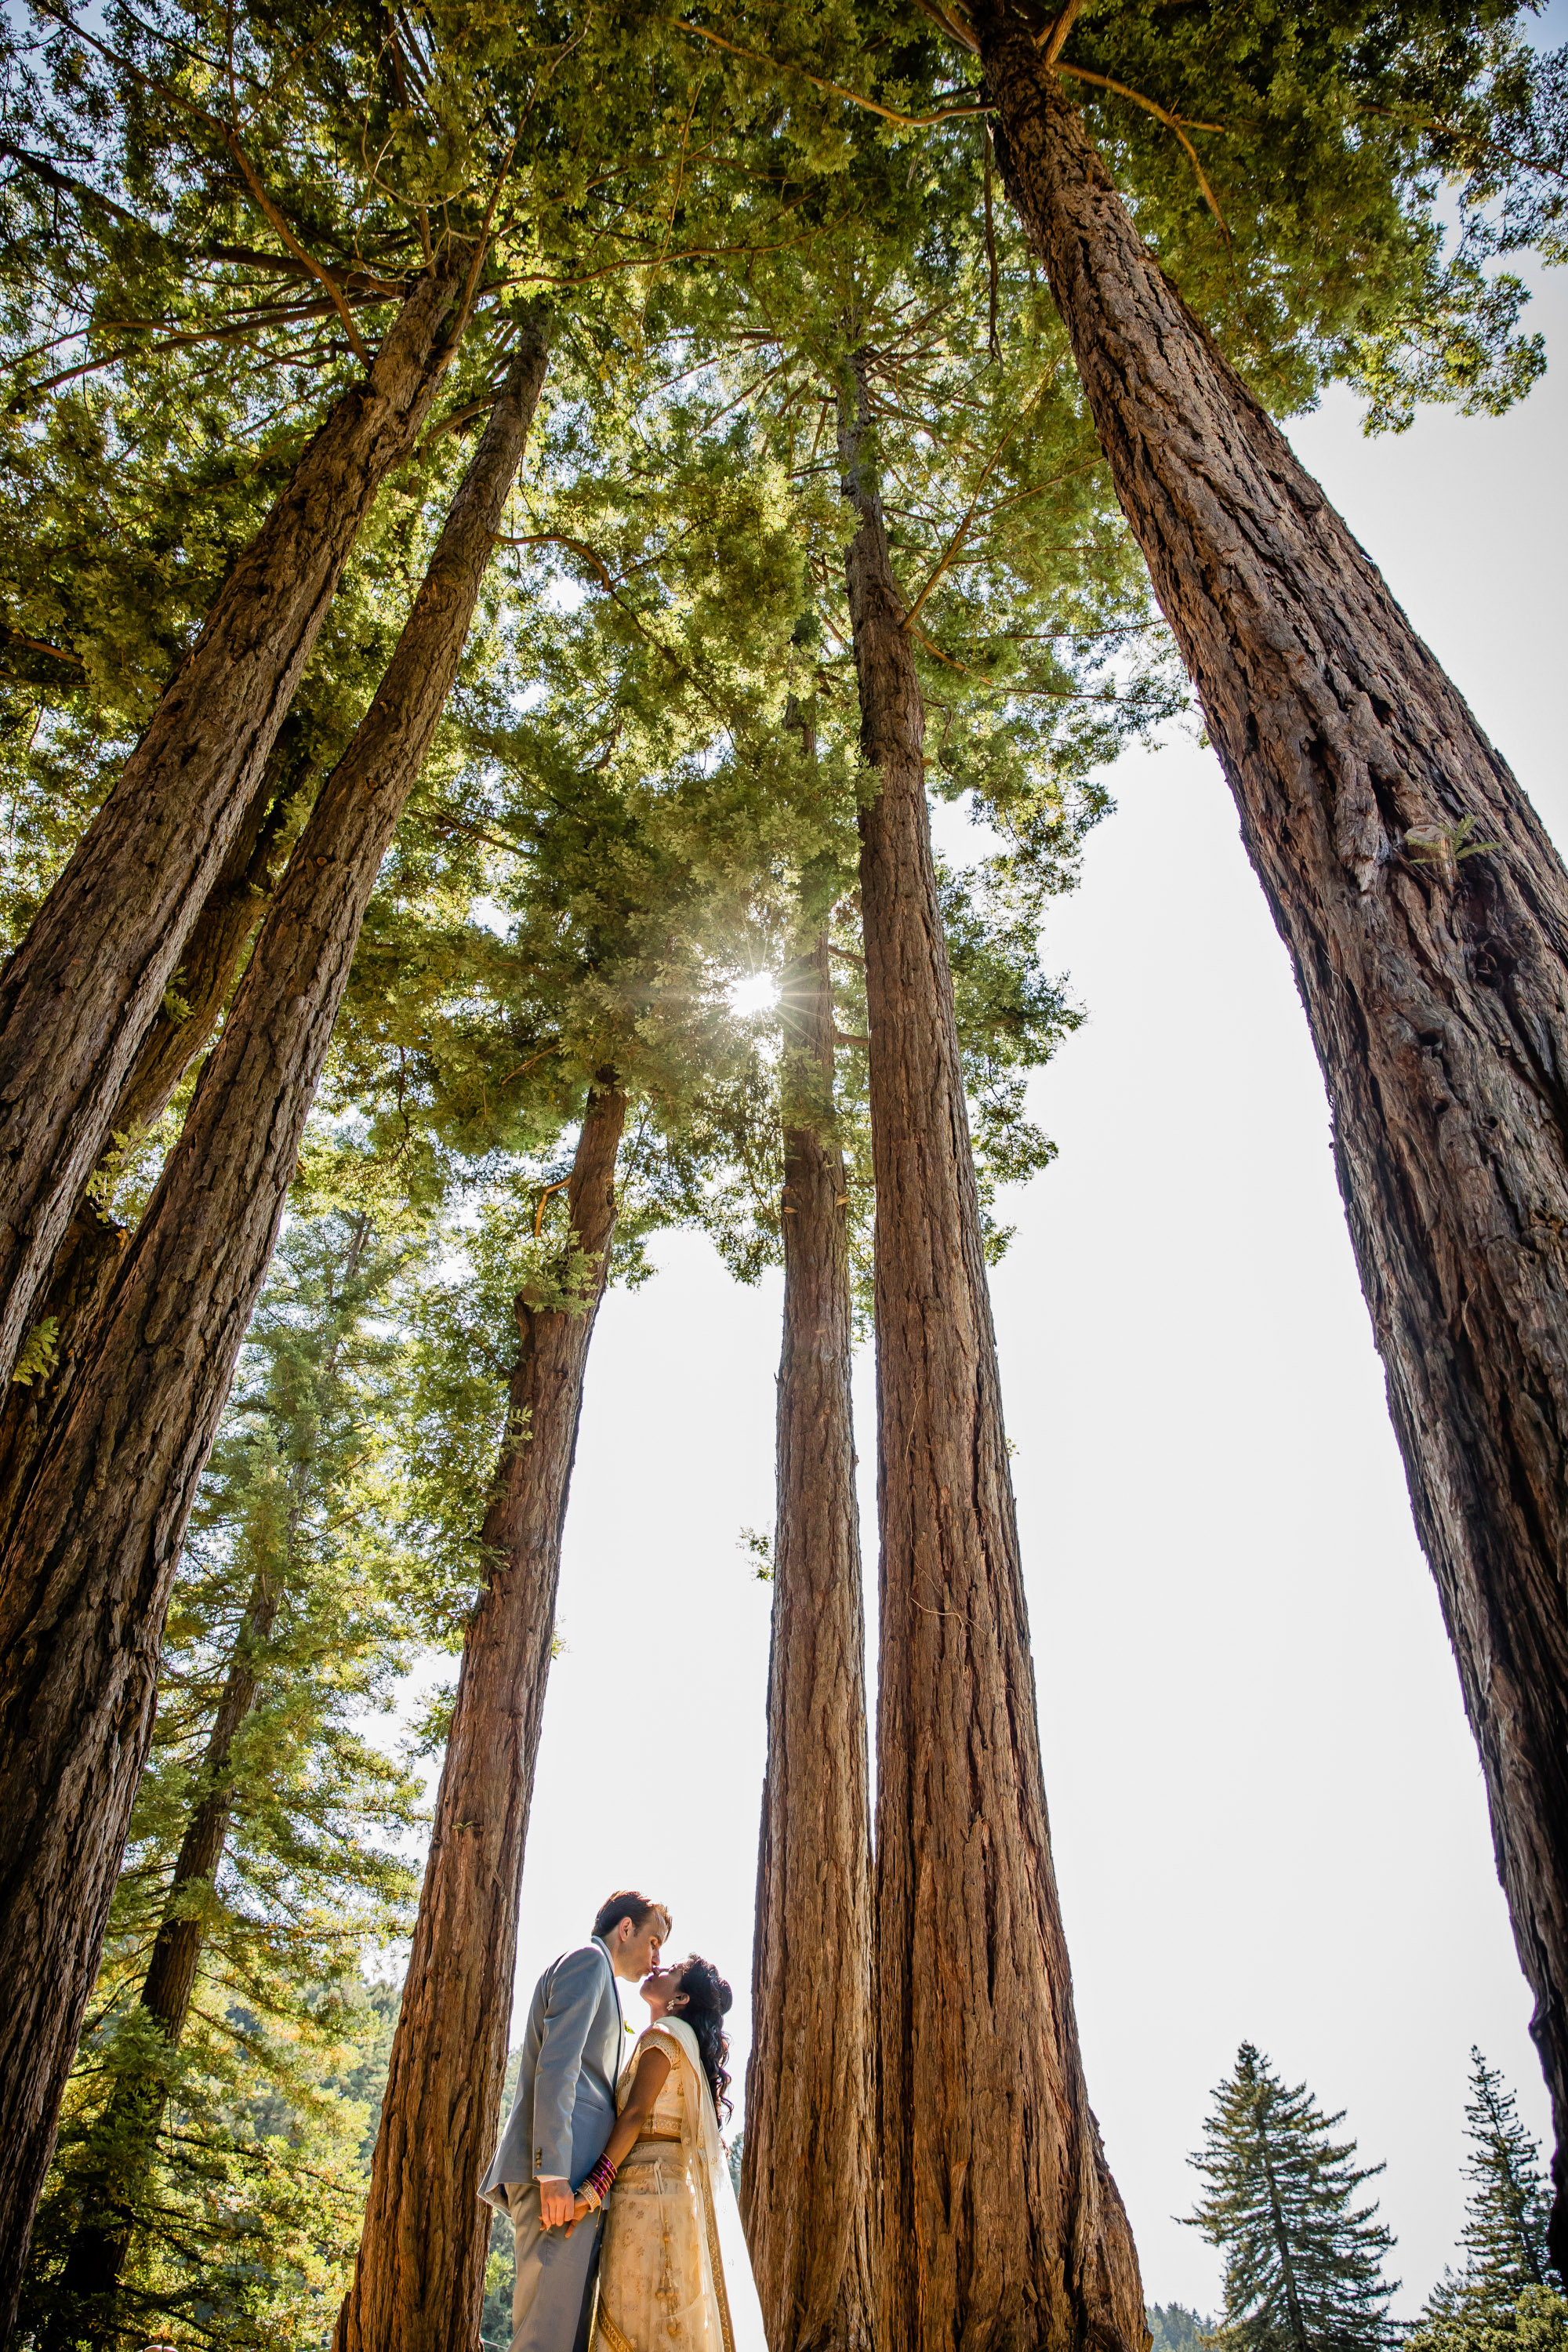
[500,234,1568,2327]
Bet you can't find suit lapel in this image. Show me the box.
[593,1935,626,2069]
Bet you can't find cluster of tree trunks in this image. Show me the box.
[40,1575,284,2349]
[742,928,877,2352]
[0,325,547,2330]
[0,262,464,1392]
[332,1075,625,2352]
[977,16,1568,2265]
[38,1216,373,2347]
[0,724,310,1542]
[837,361,1148,2352]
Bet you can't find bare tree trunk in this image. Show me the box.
[0,729,306,1546]
[0,330,547,2328]
[742,925,876,2352]
[840,366,1145,2352]
[978,19,1568,2263]
[0,263,463,1389]
[39,1566,283,2352]
[332,1077,625,2352]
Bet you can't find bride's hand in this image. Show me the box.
[565,2194,591,2238]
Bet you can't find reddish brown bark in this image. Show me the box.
[0,332,547,2327]
[0,263,463,1391]
[978,20,1568,2261]
[38,1218,372,2350]
[39,1565,283,2352]
[332,1077,625,2352]
[742,929,875,2352]
[0,741,302,1550]
[841,367,1145,2352]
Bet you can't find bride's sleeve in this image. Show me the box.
[637,2024,684,2069]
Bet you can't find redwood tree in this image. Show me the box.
[0,328,546,2323]
[331,1075,625,2352]
[742,922,876,2352]
[841,367,1145,2352]
[0,731,308,1542]
[974,13,1568,2259]
[38,1558,286,2352]
[0,263,464,1389]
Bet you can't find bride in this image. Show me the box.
[568,1954,765,2352]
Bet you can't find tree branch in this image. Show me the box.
[221,129,371,363]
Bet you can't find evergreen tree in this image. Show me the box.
[1457,2052,1557,2306]
[1187,2044,1398,2352]
[1407,2052,1567,2352]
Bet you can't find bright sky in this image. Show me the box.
[499,207,1568,2329]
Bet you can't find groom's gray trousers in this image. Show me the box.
[479,1939,629,2352]
[506,2184,604,2352]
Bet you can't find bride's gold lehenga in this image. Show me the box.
[592,2023,736,2352]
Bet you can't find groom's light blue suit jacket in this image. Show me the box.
[480,1936,628,2212]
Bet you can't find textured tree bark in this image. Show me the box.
[978,16,1568,2262]
[0,263,463,1391]
[742,929,876,2352]
[0,739,302,1552]
[38,1217,370,2350]
[38,1566,283,2352]
[107,733,303,1148]
[332,1076,625,2352]
[840,368,1145,2352]
[0,331,547,2328]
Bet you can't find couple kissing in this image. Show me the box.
[480,1890,765,2352]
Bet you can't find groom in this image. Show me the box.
[481,1891,670,2352]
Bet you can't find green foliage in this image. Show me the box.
[738,1525,775,1582]
[1186,2042,1398,2352]
[1150,2303,1217,2352]
[1410,2285,1568,2352]
[10,1312,59,1385]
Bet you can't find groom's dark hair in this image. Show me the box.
[594,1889,670,1942]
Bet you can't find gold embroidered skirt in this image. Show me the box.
[593,2140,731,2352]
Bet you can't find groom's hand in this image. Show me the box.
[538,2176,573,2230]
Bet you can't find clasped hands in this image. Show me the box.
[537,2176,594,2235]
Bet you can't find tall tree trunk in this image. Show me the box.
[0,329,547,2328]
[39,1566,284,2352]
[332,1076,626,2352]
[978,20,1568,2262]
[0,263,463,1390]
[840,365,1145,2352]
[0,728,305,1545]
[38,1215,371,2350]
[742,926,876,2352]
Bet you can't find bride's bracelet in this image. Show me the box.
[578,2153,618,2211]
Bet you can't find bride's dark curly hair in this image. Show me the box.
[673,1956,733,2122]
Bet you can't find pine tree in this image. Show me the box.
[1407,2052,1568,2352]
[1187,2044,1398,2352]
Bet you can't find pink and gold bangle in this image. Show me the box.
[578,2153,618,2210]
